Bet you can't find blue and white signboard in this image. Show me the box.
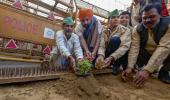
[44,27,55,39]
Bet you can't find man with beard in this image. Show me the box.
[95,9,131,75]
[121,4,170,87]
[75,8,102,62]
[50,17,83,70]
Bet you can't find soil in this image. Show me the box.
[0,72,170,100]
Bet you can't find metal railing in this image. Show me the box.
[75,0,109,19]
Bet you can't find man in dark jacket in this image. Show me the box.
[122,3,170,87]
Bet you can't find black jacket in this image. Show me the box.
[137,16,170,49]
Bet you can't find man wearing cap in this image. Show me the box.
[95,9,131,75]
[75,8,102,62]
[121,4,170,87]
[50,17,83,70]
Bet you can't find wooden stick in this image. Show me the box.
[0,56,43,63]
[92,68,113,75]
[0,52,44,60]
[0,73,64,84]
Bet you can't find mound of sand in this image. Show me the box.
[0,72,170,100]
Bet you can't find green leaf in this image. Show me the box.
[76,60,92,75]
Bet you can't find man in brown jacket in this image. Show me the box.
[95,9,131,75]
[122,3,170,87]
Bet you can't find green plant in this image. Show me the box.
[77,60,92,75]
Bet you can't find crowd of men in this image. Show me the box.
[50,0,170,87]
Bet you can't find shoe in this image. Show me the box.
[112,65,120,75]
[158,69,170,84]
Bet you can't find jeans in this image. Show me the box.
[105,36,128,69]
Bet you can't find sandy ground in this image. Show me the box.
[0,72,170,100]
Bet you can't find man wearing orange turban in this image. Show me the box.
[75,8,102,63]
[78,8,94,21]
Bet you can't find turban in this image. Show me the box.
[78,8,94,20]
[63,16,74,25]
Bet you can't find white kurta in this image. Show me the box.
[50,30,83,68]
